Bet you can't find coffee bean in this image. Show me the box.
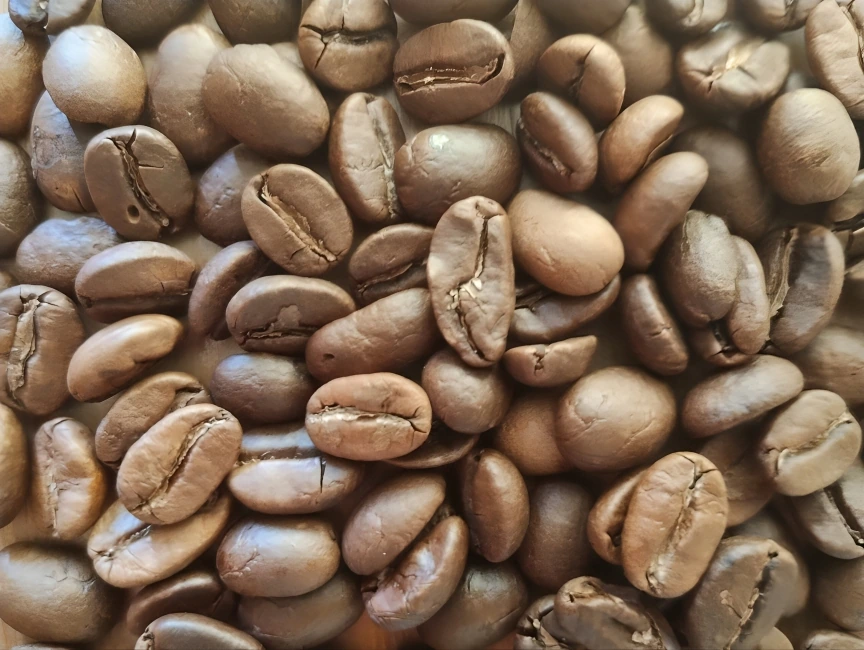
[0,285,84,415]
[227,422,364,515]
[813,555,864,630]
[622,452,729,598]
[645,0,726,35]
[758,628,795,650]
[306,372,432,461]
[349,224,433,304]
[9,0,95,36]
[0,273,16,293]
[0,13,47,137]
[393,19,515,124]
[208,0,300,44]
[557,366,676,472]
[0,140,41,255]
[493,390,572,476]
[587,468,647,565]
[506,0,557,88]
[136,613,263,650]
[103,0,199,44]
[536,0,630,33]
[0,405,26,529]
[827,169,864,260]
[742,0,819,31]
[791,325,864,406]
[241,164,353,277]
[803,630,864,650]
[394,124,521,225]
[387,422,480,469]
[515,595,570,650]
[504,336,597,387]
[392,0,518,23]
[727,236,772,354]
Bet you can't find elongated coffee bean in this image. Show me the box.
[0,405,26,528]
[348,224,433,304]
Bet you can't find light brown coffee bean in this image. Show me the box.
[503,336,597,388]
[493,390,572,477]
[791,325,864,407]
[0,140,41,255]
[587,468,647,565]
[387,422,480,470]
[0,405,26,528]
[9,0,96,35]
[0,13,48,138]
[135,613,263,650]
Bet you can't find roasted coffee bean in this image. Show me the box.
[208,0,300,44]
[330,94,405,225]
[803,630,864,650]
[598,95,684,193]
[387,422,479,469]
[758,88,859,205]
[813,555,864,630]
[305,288,440,381]
[299,0,398,92]
[418,560,529,650]
[724,236,772,355]
[619,275,689,376]
[237,571,363,650]
[349,224,433,304]
[0,140,40,255]
[241,164,353,276]
[394,125,521,226]
[118,404,242,526]
[393,19,516,124]
[557,366,676,472]
[682,356,804,437]
[505,0,557,89]
[84,126,195,241]
[342,473,446,575]
[587,468,646,565]
[136,613,263,650]
[827,169,864,260]
[0,13,47,137]
[306,372,432,461]
[202,45,330,159]
[758,628,794,650]
[622,452,729,598]
[227,276,355,356]
[147,24,234,167]
[536,0,630,33]
[0,542,118,643]
[510,190,624,297]
[0,273,16,293]
[217,515,340,598]
[614,153,709,272]
[0,285,84,415]
[0,405,26,529]
[228,422,364,515]
[102,0,199,44]
[75,242,197,323]
[504,336,597,387]
[210,353,317,425]
[126,567,237,635]
[42,25,146,127]
[645,0,726,35]
[392,0,518,23]
[677,25,790,113]
[494,390,572,476]
[67,315,184,403]
[760,223,845,355]
[9,0,95,36]
[517,478,593,590]
[742,0,819,31]
[88,493,231,588]
[511,275,621,343]
[758,390,861,497]
[792,326,864,406]
[537,35,625,128]
[515,595,570,650]
[31,418,106,540]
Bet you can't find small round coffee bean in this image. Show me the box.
[9,0,95,36]
[387,422,480,469]
[587,468,647,565]
[493,390,572,476]
[0,140,41,255]
[645,0,727,35]
[208,0,300,44]
[504,336,597,388]
[0,405,26,528]
[102,0,198,45]
[135,613,263,650]
[742,0,819,31]
[536,0,630,33]
[0,13,48,137]
[392,0,518,23]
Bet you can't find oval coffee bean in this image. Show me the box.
[0,13,48,137]
[813,555,864,631]
[306,372,432,461]
[387,422,480,470]
[689,325,755,370]
[682,355,804,437]
[646,0,726,35]
[537,0,630,33]
[758,629,795,650]
[0,285,84,415]
[743,0,819,31]
[75,242,197,323]
[0,140,40,255]
[393,19,515,124]
[791,325,864,407]
[0,405,26,528]
[726,236,772,355]
[208,0,299,43]
[503,336,597,388]
[228,422,364,515]
[88,493,232,588]
[622,452,729,598]
[827,169,864,259]
[102,0,199,44]
[587,468,647,565]
[67,315,184,403]
[394,124,521,225]
[391,0,517,23]
[557,366,676,472]
[330,94,406,225]
[0,542,118,643]
[494,390,572,476]
[349,223,433,304]
[136,613,263,650]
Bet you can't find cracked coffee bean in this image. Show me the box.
[515,595,571,650]
[503,336,597,388]
[135,613,263,650]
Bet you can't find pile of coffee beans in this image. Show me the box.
[2,0,864,648]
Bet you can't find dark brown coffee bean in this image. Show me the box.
[136,613,263,650]
[813,555,864,631]
[758,88,859,204]
[126,567,237,635]
[537,34,625,128]
[0,285,84,415]
[506,0,557,89]
[9,0,95,36]
[342,473,446,575]
[682,356,804,437]
[504,336,597,387]
[392,0,518,23]
[88,493,231,588]
[393,19,515,124]
[349,224,433,304]
[75,242,197,323]
[494,391,572,476]
[305,288,440,381]
[0,13,47,137]
[681,536,798,650]
[387,422,480,469]
[227,276,355,356]
[803,630,864,650]
[0,405,26,528]
[0,140,40,255]
[537,0,630,33]
[242,164,353,276]
[330,94,406,225]
[511,275,621,343]
[0,542,118,643]
[510,190,624,297]
[742,0,819,31]
[557,366,676,472]
[306,372,432,461]
[42,25,146,127]
[208,0,300,44]
[791,325,864,407]
[614,153,709,272]
[102,0,199,44]
[515,595,570,650]
[394,124,521,226]
[31,418,106,540]
[518,92,598,193]
[587,468,646,565]
[598,95,684,193]
[646,0,726,35]
[228,422,363,515]
[622,452,729,598]
[827,169,864,260]
[202,44,330,159]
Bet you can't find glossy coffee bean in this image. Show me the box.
[348,224,433,304]
[9,0,94,36]
[587,468,647,565]
[645,0,726,35]
[0,140,40,255]
[0,13,47,137]
[503,336,596,388]
[135,613,263,650]
[791,325,864,407]
[0,405,26,528]
[515,595,569,650]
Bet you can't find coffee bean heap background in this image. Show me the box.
[2,0,864,648]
